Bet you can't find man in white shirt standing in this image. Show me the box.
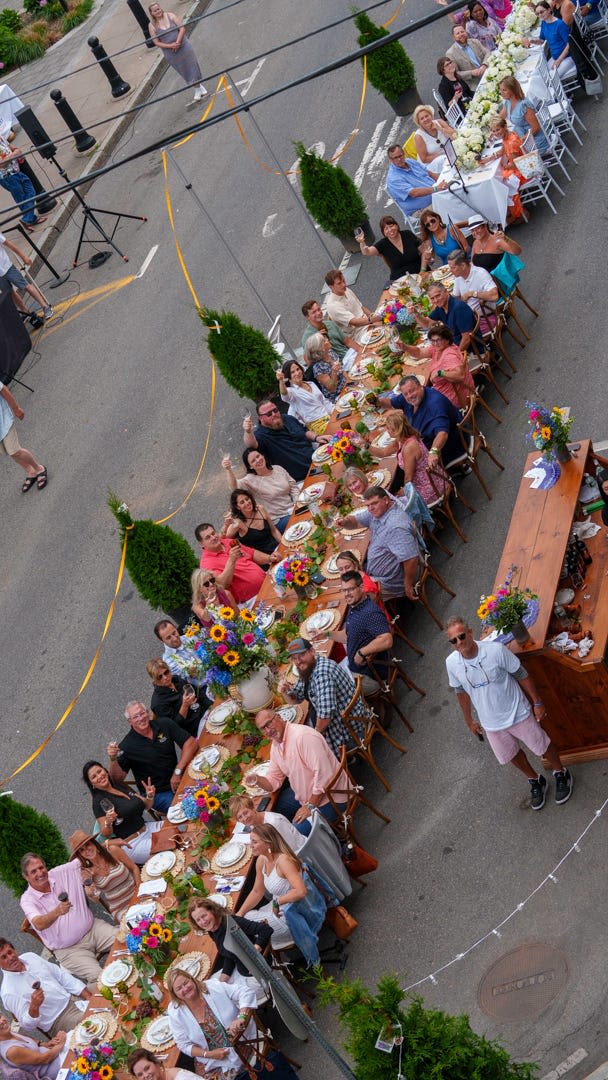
[0,938,90,1036]
[445,615,572,810]
[323,269,382,346]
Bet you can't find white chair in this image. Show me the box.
[585,0,608,41]
[536,100,577,177]
[267,315,293,365]
[544,76,586,145]
[445,100,467,129]
[574,8,608,71]
[518,129,566,214]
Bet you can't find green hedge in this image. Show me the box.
[354,11,417,100]
[0,794,69,898]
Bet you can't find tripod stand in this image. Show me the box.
[50,156,147,267]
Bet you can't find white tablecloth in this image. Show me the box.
[432,157,510,227]
[0,84,24,137]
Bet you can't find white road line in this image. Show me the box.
[262,213,283,238]
[592,439,608,451]
[541,1048,588,1080]
[135,245,159,279]
[354,120,387,188]
[236,57,266,98]
[374,116,405,202]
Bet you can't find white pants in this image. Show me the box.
[121,820,163,864]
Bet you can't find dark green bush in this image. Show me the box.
[0,9,22,32]
[199,307,279,400]
[0,26,45,64]
[354,11,417,99]
[108,494,198,612]
[0,793,68,898]
[295,141,368,239]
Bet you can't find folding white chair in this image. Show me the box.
[267,315,293,365]
[574,7,608,71]
[536,100,577,176]
[445,100,467,128]
[517,130,566,214]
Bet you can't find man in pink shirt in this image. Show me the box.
[252,709,350,836]
[19,854,115,985]
[194,522,269,606]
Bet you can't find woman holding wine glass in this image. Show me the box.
[69,829,139,922]
[146,658,203,736]
[82,760,162,864]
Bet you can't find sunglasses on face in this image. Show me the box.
[259,408,279,417]
[448,631,468,644]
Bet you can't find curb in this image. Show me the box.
[28,0,212,272]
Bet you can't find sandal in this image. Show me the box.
[21,474,38,493]
[36,467,48,490]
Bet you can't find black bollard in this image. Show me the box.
[18,158,57,214]
[50,90,97,153]
[87,35,131,97]
[126,0,155,47]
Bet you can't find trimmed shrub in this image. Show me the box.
[295,141,368,239]
[354,11,417,100]
[198,307,279,400]
[0,9,22,32]
[0,793,69,898]
[108,494,198,612]
[62,0,93,32]
[0,26,45,64]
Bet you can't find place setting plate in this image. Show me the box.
[283,520,313,544]
[205,699,239,733]
[163,951,211,988]
[360,326,385,346]
[301,609,340,638]
[188,743,230,779]
[312,443,333,463]
[167,801,188,824]
[337,388,366,409]
[297,482,325,505]
[141,1015,175,1052]
[207,891,235,910]
[210,840,252,874]
[241,761,272,798]
[118,900,163,941]
[367,467,391,487]
[141,849,185,883]
[322,548,361,578]
[256,607,278,631]
[277,704,299,723]
[99,957,136,990]
[371,430,395,449]
[71,1011,117,1049]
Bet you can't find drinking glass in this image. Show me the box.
[99,798,123,826]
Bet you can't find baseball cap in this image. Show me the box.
[286,637,313,656]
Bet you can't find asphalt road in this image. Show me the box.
[2,0,608,1075]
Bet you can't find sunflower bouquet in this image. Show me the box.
[275,552,314,596]
[173,606,273,699]
[525,400,574,458]
[382,298,420,345]
[477,566,538,634]
[71,1044,114,1080]
[181,781,225,823]
[327,429,373,471]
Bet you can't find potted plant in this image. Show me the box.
[478,565,538,644]
[294,141,372,253]
[199,308,280,401]
[108,495,197,624]
[318,971,538,1080]
[0,792,68,897]
[354,11,421,117]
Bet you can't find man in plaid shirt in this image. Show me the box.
[279,638,369,757]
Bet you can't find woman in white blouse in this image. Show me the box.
[275,360,331,435]
[167,969,257,1078]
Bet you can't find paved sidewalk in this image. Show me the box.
[0,0,207,257]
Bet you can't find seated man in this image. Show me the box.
[333,571,393,696]
[19,854,115,985]
[278,637,368,756]
[0,937,90,1036]
[415,281,477,350]
[251,708,352,835]
[446,25,489,88]
[108,700,199,814]
[243,399,323,481]
[194,522,269,605]
[380,376,464,465]
[301,298,361,358]
[447,249,499,333]
[339,486,421,601]
[323,269,382,346]
[385,144,446,220]
[154,618,205,686]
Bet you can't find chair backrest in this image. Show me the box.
[267,315,291,365]
[322,745,360,829]
[341,675,372,730]
[20,917,55,958]
[445,101,466,129]
[432,88,448,115]
[402,131,418,159]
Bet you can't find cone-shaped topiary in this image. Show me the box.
[295,142,368,239]
[108,494,197,612]
[317,971,538,1080]
[354,11,417,100]
[199,308,279,401]
[0,793,69,897]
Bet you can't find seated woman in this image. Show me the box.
[436,56,474,113]
[465,1,502,48]
[524,2,578,78]
[187,896,272,990]
[235,824,328,967]
[371,410,449,507]
[412,106,456,175]
[83,759,162,864]
[129,1048,200,1080]
[222,448,299,533]
[419,208,468,269]
[400,324,474,409]
[356,215,421,281]
[167,968,257,1077]
[499,76,549,154]
[486,118,529,222]
[302,333,346,403]
[0,1015,66,1080]
[229,793,306,853]
[335,549,383,603]
[223,489,282,558]
[276,360,331,435]
[188,567,237,631]
[146,658,202,737]
[69,829,139,923]
[467,210,522,272]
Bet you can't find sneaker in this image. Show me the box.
[554,769,573,804]
[192,85,207,102]
[43,306,53,320]
[529,774,547,810]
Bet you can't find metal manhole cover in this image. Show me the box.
[478,944,568,1021]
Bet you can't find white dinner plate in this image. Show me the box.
[297,482,325,504]
[256,608,276,631]
[170,954,202,979]
[283,520,313,543]
[556,588,575,605]
[277,705,298,723]
[145,1016,173,1047]
[77,1016,107,1041]
[337,388,366,409]
[243,761,271,792]
[208,892,229,908]
[372,430,395,449]
[360,326,384,346]
[312,443,333,463]
[367,468,391,487]
[167,803,188,824]
[207,700,238,726]
[215,841,246,867]
[101,958,132,988]
[145,850,177,877]
[193,745,220,770]
[305,610,333,632]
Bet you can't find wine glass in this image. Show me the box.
[99,798,123,826]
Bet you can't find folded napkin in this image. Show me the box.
[213,875,246,892]
[342,348,357,371]
[138,879,168,897]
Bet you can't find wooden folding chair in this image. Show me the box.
[444,394,505,501]
[323,745,390,848]
[341,677,406,792]
[427,461,475,544]
[384,596,424,657]
[414,553,456,631]
[232,1009,301,1076]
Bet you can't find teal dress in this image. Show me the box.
[431,228,468,262]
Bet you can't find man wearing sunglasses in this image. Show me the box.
[243,397,328,481]
[445,616,572,810]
